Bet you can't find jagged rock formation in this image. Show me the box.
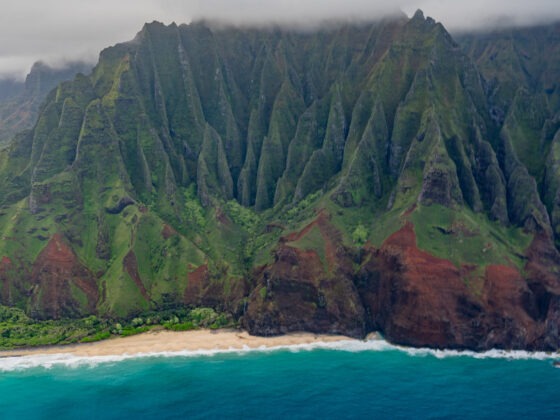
[0,12,559,350]
[0,61,91,146]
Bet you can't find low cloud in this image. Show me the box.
[169,0,560,29]
[402,0,560,32]
[1,0,559,79]
[169,0,401,26]
[0,0,168,79]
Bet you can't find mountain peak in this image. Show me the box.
[412,9,425,21]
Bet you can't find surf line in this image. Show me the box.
[1,338,559,372]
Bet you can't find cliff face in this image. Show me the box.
[0,62,90,146]
[0,12,559,350]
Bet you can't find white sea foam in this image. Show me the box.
[314,338,560,361]
[0,340,383,372]
[0,337,558,372]
[399,346,560,361]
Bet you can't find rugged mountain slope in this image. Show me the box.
[459,23,560,246]
[0,61,90,146]
[0,11,559,350]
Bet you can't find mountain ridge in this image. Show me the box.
[0,12,559,350]
[0,61,91,147]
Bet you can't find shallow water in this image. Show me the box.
[1,339,558,419]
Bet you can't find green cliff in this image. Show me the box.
[0,61,90,146]
[1,12,559,350]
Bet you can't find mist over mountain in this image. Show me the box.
[0,79,22,103]
[2,1,560,79]
[0,61,91,145]
[0,11,559,350]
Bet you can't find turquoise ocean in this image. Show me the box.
[1,338,559,419]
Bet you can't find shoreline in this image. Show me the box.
[0,329,355,358]
[1,329,557,363]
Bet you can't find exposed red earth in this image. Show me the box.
[29,234,98,319]
[244,215,560,350]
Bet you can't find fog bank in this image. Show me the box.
[1,0,559,79]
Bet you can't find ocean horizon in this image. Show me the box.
[1,338,559,419]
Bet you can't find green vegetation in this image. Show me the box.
[411,204,532,270]
[0,308,112,349]
[225,200,261,235]
[0,305,235,350]
[0,62,90,146]
[0,15,559,347]
[289,225,328,269]
[352,224,369,246]
[183,184,207,231]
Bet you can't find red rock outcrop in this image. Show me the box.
[123,250,150,301]
[29,234,98,319]
[244,217,560,350]
[184,264,210,304]
[184,264,248,314]
[244,212,365,337]
[161,224,177,240]
[358,222,487,348]
[358,223,560,350]
[523,232,560,348]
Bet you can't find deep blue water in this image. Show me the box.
[1,340,559,419]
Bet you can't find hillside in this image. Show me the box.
[0,11,559,350]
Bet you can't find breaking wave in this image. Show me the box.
[1,336,558,372]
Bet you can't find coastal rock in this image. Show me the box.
[243,213,365,337]
[245,215,560,350]
[358,224,560,350]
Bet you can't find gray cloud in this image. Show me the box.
[0,0,168,79]
[1,0,560,79]
[402,0,560,31]
[169,0,401,25]
[165,0,560,29]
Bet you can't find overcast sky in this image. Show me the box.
[1,0,560,79]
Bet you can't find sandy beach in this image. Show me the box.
[0,329,354,358]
